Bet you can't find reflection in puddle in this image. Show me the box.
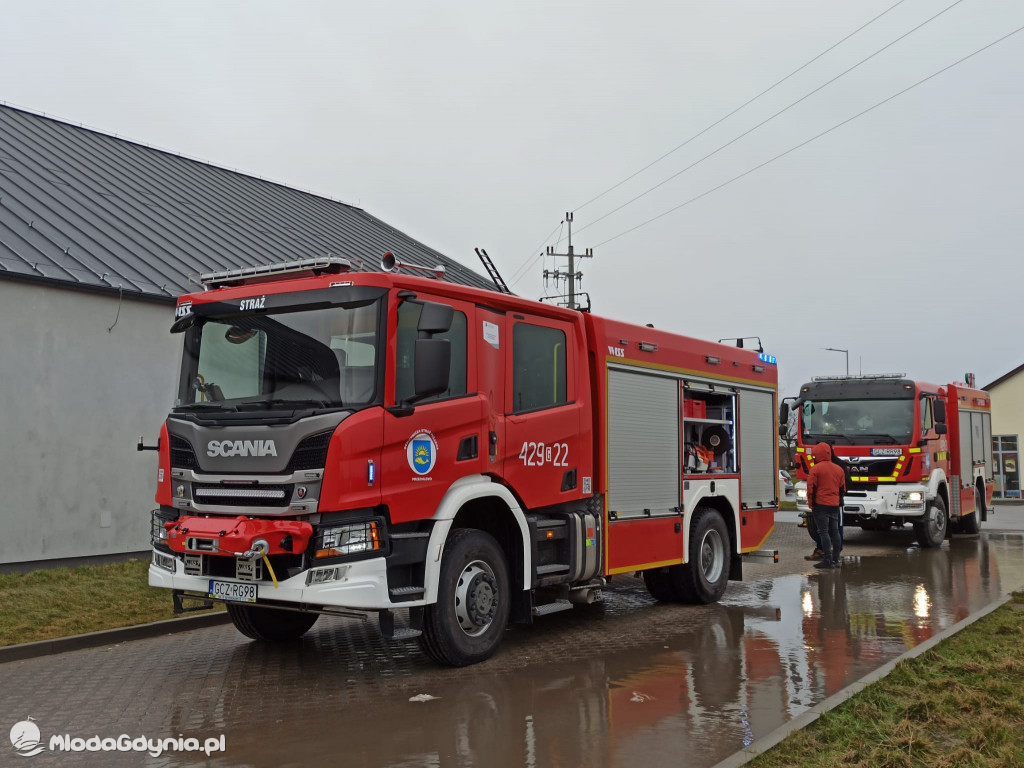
[175,535,1023,768]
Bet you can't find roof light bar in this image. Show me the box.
[811,373,905,382]
[197,256,352,288]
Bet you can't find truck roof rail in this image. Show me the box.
[196,256,352,288]
[810,373,906,382]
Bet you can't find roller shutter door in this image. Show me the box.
[739,388,775,508]
[607,369,679,518]
[960,412,972,479]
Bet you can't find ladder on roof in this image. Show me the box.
[474,248,512,294]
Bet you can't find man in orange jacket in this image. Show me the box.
[807,442,847,569]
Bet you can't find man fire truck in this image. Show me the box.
[784,374,994,549]
[146,256,780,666]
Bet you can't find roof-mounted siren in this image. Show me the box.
[380,251,445,280]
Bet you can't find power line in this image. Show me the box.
[593,22,1024,248]
[508,218,564,287]
[571,0,910,214]
[575,0,965,239]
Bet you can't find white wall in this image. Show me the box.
[990,373,1024,440]
[0,281,179,564]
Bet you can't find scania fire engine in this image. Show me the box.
[785,374,993,548]
[147,256,780,666]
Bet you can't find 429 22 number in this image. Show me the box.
[519,441,569,467]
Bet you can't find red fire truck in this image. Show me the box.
[785,374,994,548]
[147,256,780,665]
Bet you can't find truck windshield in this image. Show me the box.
[176,300,381,410]
[801,399,914,445]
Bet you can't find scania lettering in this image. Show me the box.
[206,440,278,458]
[783,373,993,548]
[147,256,780,666]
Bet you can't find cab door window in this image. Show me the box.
[395,301,467,404]
[512,323,567,413]
[920,396,934,433]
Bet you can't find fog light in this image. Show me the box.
[306,565,349,585]
[153,551,176,572]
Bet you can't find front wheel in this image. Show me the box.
[419,528,510,667]
[913,496,948,548]
[226,603,319,641]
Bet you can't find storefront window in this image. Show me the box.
[992,435,1020,499]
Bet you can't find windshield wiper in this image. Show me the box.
[857,433,902,445]
[175,402,232,411]
[804,432,853,445]
[234,398,333,411]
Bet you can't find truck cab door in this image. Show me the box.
[502,315,583,510]
[381,293,483,525]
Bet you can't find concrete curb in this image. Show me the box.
[709,592,1014,768]
[0,611,231,664]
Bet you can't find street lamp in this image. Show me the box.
[823,347,849,376]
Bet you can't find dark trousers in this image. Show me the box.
[813,505,842,564]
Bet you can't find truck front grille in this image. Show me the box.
[192,483,294,507]
[169,434,201,471]
[287,431,332,472]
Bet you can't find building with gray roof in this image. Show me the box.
[0,103,490,568]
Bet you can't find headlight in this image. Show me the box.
[897,491,925,509]
[151,508,175,546]
[316,521,381,558]
[796,488,807,499]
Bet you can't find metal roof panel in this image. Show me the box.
[0,104,494,300]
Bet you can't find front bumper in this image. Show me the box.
[795,482,928,519]
[148,549,404,611]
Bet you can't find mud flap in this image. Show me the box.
[510,587,534,624]
[729,556,742,582]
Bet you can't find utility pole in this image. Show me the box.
[542,212,594,311]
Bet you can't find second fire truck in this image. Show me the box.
[785,374,994,548]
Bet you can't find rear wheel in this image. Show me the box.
[913,496,947,548]
[642,568,677,602]
[226,603,319,641]
[959,486,983,535]
[419,528,510,667]
[676,507,731,603]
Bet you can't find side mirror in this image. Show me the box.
[779,402,790,425]
[411,338,451,402]
[933,400,946,424]
[778,425,788,438]
[935,423,948,435]
[418,301,454,335]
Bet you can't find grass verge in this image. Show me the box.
[0,559,223,647]
[749,591,1024,768]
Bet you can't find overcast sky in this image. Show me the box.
[3,0,1023,397]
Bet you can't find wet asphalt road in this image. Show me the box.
[3,515,1023,768]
